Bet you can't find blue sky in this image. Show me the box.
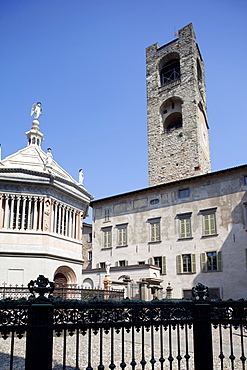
[0,0,246,211]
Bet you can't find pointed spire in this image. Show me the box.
[26,102,44,147]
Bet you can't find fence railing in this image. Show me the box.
[0,276,246,370]
[0,283,124,301]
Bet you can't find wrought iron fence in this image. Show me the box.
[0,283,124,301]
[0,276,246,370]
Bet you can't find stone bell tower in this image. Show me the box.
[146,23,211,187]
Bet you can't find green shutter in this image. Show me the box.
[156,222,160,241]
[191,254,196,273]
[118,229,122,245]
[125,260,128,266]
[201,252,207,272]
[204,215,210,235]
[122,228,127,245]
[177,255,182,274]
[210,213,216,234]
[148,257,154,265]
[150,224,155,242]
[180,219,185,238]
[162,256,166,275]
[217,251,222,271]
[96,263,99,268]
[186,218,191,237]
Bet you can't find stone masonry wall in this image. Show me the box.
[146,23,211,187]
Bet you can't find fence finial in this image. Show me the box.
[192,283,210,301]
[28,275,54,298]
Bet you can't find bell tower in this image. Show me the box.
[146,23,211,186]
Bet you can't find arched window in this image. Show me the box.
[160,97,183,133]
[160,58,180,86]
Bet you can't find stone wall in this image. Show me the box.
[146,23,211,186]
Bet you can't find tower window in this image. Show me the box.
[197,59,202,81]
[160,59,180,86]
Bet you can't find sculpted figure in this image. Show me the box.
[106,260,111,276]
[45,148,53,166]
[30,102,42,120]
[79,169,84,185]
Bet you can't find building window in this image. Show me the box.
[104,208,110,222]
[117,224,128,247]
[177,213,192,239]
[183,288,220,300]
[160,58,180,86]
[178,188,190,198]
[148,256,166,275]
[102,227,112,248]
[201,208,217,236]
[88,251,92,261]
[138,261,145,265]
[88,233,92,243]
[177,254,196,274]
[116,260,128,267]
[99,262,106,269]
[148,218,161,242]
[150,198,159,205]
[201,251,222,272]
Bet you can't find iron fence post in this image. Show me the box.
[25,300,54,370]
[193,302,213,370]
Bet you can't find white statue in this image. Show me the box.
[78,169,84,185]
[106,260,111,276]
[45,148,53,166]
[30,102,42,120]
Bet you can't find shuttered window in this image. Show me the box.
[200,208,217,236]
[148,218,161,242]
[102,228,112,248]
[117,226,127,246]
[204,213,216,235]
[201,251,222,272]
[177,213,192,239]
[104,208,110,222]
[148,256,166,274]
[177,254,196,274]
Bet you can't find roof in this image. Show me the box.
[91,164,247,205]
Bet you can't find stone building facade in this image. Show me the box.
[88,166,247,300]
[0,113,93,287]
[147,23,211,186]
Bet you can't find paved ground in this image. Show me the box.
[0,326,246,369]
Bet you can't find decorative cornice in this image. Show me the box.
[0,251,83,265]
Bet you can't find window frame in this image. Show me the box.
[104,208,110,222]
[148,256,166,275]
[177,212,192,239]
[178,188,190,199]
[201,251,222,272]
[148,218,161,243]
[177,254,196,274]
[116,224,128,247]
[201,208,217,237]
[101,227,112,249]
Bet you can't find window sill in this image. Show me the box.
[101,247,112,250]
[177,237,193,241]
[116,244,128,248]
[177,272,196,275]
[201,233,218,238]
[202,270,221,273]
[148,240,162,244]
